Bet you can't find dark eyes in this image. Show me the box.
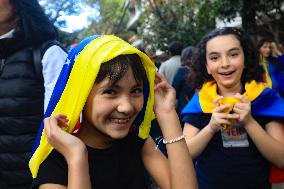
[209,56,219,61]
[103,89,116,95]
[102,87,143,96]
[208,51,239,61]
[132,87,143,94]
[230,52,239,57]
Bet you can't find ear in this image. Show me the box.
[206,64,211,75]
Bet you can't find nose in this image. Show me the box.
[117,95,134,115]
[221,56,230,67]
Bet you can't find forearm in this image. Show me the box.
[245,119,284,168]
[157,110,198,189]
[184,125,215,159]
[67,149,91,189]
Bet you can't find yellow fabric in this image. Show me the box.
[261,58,272,88]
[219,97,241,113]
[29,35,157,178]
[199,80,267,113]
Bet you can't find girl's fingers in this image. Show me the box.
[214,104,231,113]
[234,93,249,103]
[44,118,51,136]
[226,113,239,119]
[213,96,224,107]
[214,112,239,121]
[154,72,163,84]
[217,118,231,126]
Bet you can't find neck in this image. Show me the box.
[77,121,114,149]
[0,16,18,36]
[217,82,243,97]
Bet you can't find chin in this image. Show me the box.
[109,130,130,140]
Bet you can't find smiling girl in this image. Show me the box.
[29,35,197,189]
[182,27,284,189]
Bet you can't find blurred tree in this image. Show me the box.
[137,0,217,51]
[214,0,284,43]
[81,0,129,37]
[39,0,84,28]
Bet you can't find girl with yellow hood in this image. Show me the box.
[29,35,197,189]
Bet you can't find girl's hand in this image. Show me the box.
[154,73,176,114]
[44,114,86,163]
[232,93,254,127]
[208,96,239,133]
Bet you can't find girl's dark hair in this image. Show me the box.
[11,0,57,46]
[257,38,272,50]
[190,27,264,88]
[96,54,148,86]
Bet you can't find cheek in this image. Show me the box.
[206,62,216,75]
[206,65,211,74]
[135,96,144,112]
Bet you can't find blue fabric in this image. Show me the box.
[251,88,284,118]
[181,87,284,118]
[181,92,202,115]
[32,36,100,154]
[268,55,284,96]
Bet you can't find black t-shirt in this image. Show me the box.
[31,134,147,189]
[183,114,272,189]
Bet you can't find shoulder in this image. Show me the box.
[31,150,68,188]
[43,45,67,60]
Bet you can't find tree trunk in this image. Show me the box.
[241,0,257,43]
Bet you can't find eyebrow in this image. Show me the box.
[228,47,241,52]
[208,47,241,56]
[109,82,143,89]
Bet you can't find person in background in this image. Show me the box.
[0,0,67,188]
[182,27,284,189]
[158,41,184,84]
[258,39,284,97]
[29,35,197,189]
[172,46,197,120]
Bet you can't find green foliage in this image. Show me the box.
[137,0,216,51]
[214,0,284,42]
[84,0,129,35]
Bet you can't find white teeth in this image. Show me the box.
[220,71,234,75]
[110,118,130,124]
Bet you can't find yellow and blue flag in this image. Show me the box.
[181,80,284,118]
[29,35,156,178]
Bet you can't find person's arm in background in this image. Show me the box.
[42,45,67,112]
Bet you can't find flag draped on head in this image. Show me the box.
[29,35,157,178]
